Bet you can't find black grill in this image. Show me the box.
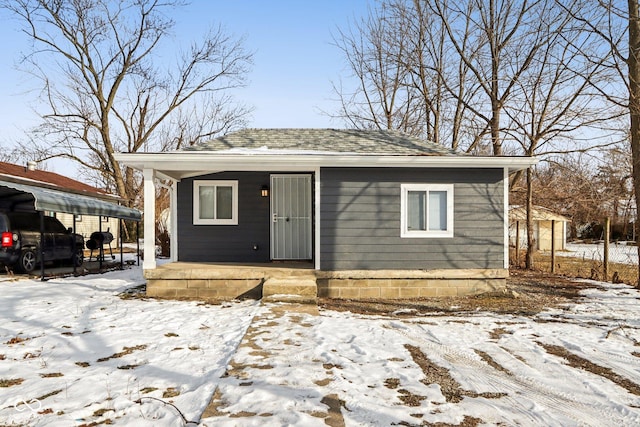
[90,231,114,245]
[87,230,115,261]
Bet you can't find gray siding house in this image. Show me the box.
[116,129,535,301]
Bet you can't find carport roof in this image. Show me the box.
[0,180,141,221]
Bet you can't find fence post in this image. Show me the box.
[551,219,556,273]
[604,217,610,282]
[515,220,520,267]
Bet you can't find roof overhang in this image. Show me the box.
[0,180,142,221]
[115,152,538,181]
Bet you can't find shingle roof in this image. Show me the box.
[184,128,459,156]
[0,161,115,200]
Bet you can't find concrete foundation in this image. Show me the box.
[316,268,507,299]
[144,263,507,302]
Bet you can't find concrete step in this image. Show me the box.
[262,277,318,304]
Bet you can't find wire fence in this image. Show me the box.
[570,241,638,285]
[511,241,639,286]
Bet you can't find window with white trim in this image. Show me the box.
[193,180,238,225]
[400,184,454,238]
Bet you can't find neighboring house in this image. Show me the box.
[56,213,120,245]
[116,128,536,301]
[509,205,569,251]
[0,161,125,244]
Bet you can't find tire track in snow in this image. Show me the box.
[535,317,640,389]
[554,330,640,381]
[388,320,640,426]
[539,342,640,397]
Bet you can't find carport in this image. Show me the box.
[0,179,142,279]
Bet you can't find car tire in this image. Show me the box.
[73,249,84,267]
[19,249,37,273]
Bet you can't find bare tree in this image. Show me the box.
[331,0,588,157]
[330,0,482,147]
[2,0,253,208]
[596,147,635,233]
[558,0,640,282]
[512,148,635,242]
[629,0,640,280]
[431,0,566,155]
[400,0,447,143]
[503,11,616,267]
[511,155,609,235]
[331,2,418,134]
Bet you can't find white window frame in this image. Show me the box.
[193,180,238,225]
[400,183,454,238]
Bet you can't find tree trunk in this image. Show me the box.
[525,166,535,269]
[628,0,640,286]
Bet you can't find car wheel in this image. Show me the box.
[19,249,37,273]
[73,249,84,267]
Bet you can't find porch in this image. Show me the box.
[144,262,508,302]
[144,262,318,302]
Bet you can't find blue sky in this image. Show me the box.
[0,0,372,164]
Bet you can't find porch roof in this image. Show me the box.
[116,129,537,180]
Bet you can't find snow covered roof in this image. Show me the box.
[184,128,459,156]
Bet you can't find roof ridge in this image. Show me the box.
[0,161,118,199]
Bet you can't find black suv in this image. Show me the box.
[0,211,85,273]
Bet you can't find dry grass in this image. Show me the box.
[40,372,64,378]
[5,336,29,345]
[321,270,591,317]
[0,378,24,387]
[96,344,147,363]
[162,387,180,398]
[512,250,639,287]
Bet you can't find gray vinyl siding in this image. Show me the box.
[320,168,505,270]
[177,172,271,262]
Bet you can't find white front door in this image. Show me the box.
[270,174,312,260]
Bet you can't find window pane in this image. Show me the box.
[407,191,426,231]
[429,191,447,231]
[199,186,215,219]
[216,186,233,219]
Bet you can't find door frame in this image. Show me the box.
[269,173,313,261]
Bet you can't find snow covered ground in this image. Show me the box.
[1,267,640,426]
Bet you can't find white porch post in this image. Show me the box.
[170,178,178,262]
[143,168,156,270]
[314,167,321,270]
[503,167,509,269]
